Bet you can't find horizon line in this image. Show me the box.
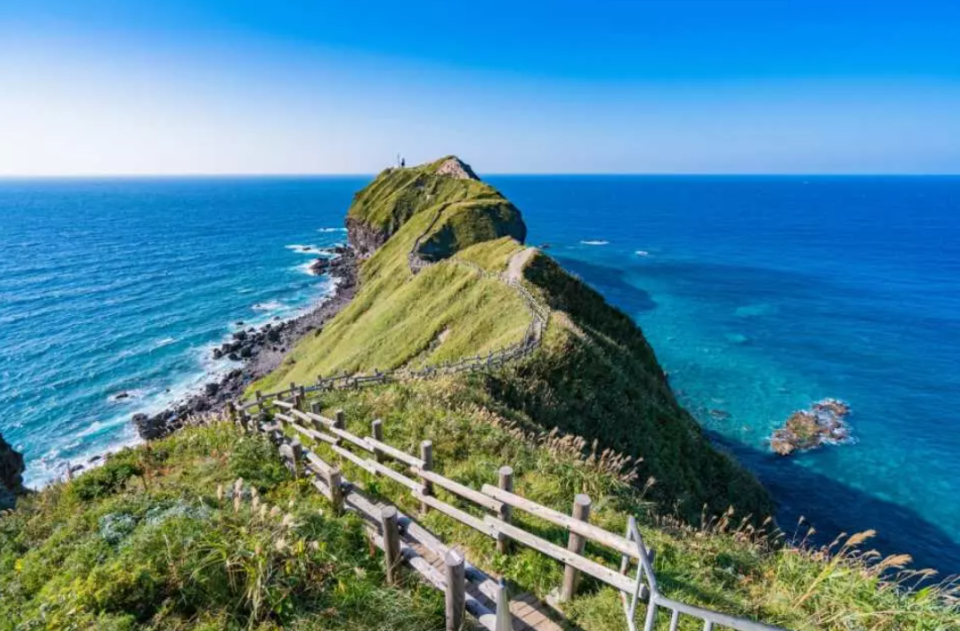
[2,172,959,179]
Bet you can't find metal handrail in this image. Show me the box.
[624,517,791,631]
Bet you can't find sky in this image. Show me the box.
[1,0,959,175]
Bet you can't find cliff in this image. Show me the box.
[346,156,525,259]
[5,158,956,631]
[0,432,26,510]
[259,156,772,519]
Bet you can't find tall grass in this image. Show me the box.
[290,377,959,631]
[0,421,444,631]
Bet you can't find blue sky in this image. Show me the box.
[1,0,958,174]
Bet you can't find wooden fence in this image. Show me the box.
[236,259,549,416]
[231,394,791,631]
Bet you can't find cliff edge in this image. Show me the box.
[260,156,772,519]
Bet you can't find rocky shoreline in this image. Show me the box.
[132,245,357,441]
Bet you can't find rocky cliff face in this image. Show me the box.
[0,432,26,510]
[346,216,390,259]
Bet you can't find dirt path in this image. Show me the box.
[506,247,538,282]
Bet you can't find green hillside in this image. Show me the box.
[258,157,770,519]
[5,157,956,631]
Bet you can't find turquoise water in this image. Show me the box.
[2,175,959,574]
[490,175,960,574]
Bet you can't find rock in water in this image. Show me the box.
[0,432,27,510]
[132,413,168,441]
[770,398,852,456]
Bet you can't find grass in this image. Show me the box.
[346,156,525,247]
[0,421,445,631]
[255,164,772,521]
[457,237,527,273]
[284,378,960,630]
[9,158,955,630]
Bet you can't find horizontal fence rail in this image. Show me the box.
[246,395,792,631]
[238,258,549,415]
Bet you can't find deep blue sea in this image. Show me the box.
[2,176,959,575]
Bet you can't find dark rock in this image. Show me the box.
[0,432,27,510]
[112,391,130,401]
[236,320,244,326]
[204,382,219,397]
[239,346,253,359]
[346,217,389,258]
[232,330,248,342]
[310,258,332,275]
[228,352,239,361]
[133,413,167,441]
[212,348,224,360]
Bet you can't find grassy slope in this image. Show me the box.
[290,379,958,631]
[485,251,774,520]
[0,423,444,631]
[258,162,771,521]
[347,156,526,259]
[7,159,954,631]
[254,211,532,391]
[3,412,955,631]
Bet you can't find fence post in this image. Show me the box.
[334,409,345,430]
[226,402,236,424]
[310,401,322,415]
[255,390,263,412]
[419,440,434,515]
[372,419,384,463]
[444,549,466,631]
[497,466,514,554]
[298,386,306,410]
[280,439,301,478]
[328,467,344,516]
[495,577,514,631]
[561,494,592,601]
[380,506,401,585]
[239,409,250,433]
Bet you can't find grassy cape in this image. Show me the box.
[2,157,957,630]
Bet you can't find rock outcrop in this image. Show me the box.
[770,399,852,456]
[0,432,27,510]
[434,156,480,180]
[346,216,390,259]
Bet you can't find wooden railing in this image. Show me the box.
[237,260,548,416]
[232,395,792,631]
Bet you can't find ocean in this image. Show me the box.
[1,175,958,575]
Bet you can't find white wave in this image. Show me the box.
[285,244,321,254]
[152,337,177,349]
[580,240,609,246]
[295,261,321,277]
[252,300,284,312]
[635,250,650,257]
[317,227,347,233]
